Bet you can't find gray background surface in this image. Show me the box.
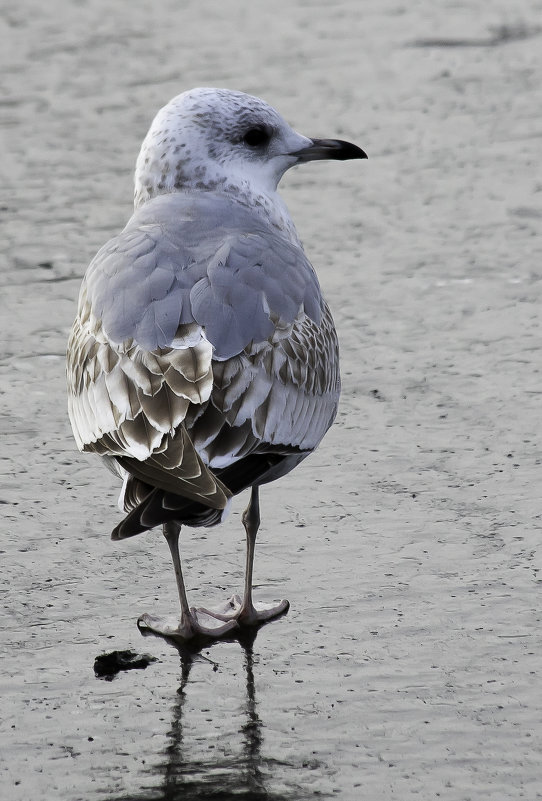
[1,1,541,798]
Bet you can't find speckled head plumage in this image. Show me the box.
[133,88,312,208]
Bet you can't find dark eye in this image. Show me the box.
[242,126,271,147]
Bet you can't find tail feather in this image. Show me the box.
[110,451,294,540]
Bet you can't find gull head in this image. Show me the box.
[134,87,366,208]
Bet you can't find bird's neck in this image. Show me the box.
[220,181,302,245]
[135,175,302,247]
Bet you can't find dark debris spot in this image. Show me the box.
[408,23,541,48]
[94,649,158,680]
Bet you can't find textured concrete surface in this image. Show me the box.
[1,1,542,799]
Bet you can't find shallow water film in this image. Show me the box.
[2,0,542,799]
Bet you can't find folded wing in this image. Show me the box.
[66,193,340,534]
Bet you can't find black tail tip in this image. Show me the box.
[111,521,145,540]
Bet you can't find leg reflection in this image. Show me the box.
[239,632,265,796]
[152,630,302,801]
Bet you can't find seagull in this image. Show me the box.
[67,88,366,641]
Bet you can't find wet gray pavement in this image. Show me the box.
[1,1,542,798]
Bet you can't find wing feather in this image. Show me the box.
[185,303,340,467]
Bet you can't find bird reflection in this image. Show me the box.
[109,628,314,801]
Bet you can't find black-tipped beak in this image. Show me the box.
[291,138,368,162]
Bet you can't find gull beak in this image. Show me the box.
[291,138,368,162]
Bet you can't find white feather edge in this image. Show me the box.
[67,313,214,460]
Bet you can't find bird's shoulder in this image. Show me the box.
[82,192,323,359]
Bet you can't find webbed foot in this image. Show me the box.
[137,608,239,642]
[197,594,290,626]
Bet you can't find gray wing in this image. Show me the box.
[86,192,322,359]
[67,192,339,509]
[187,302,340,470]
[67,307,230,509]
